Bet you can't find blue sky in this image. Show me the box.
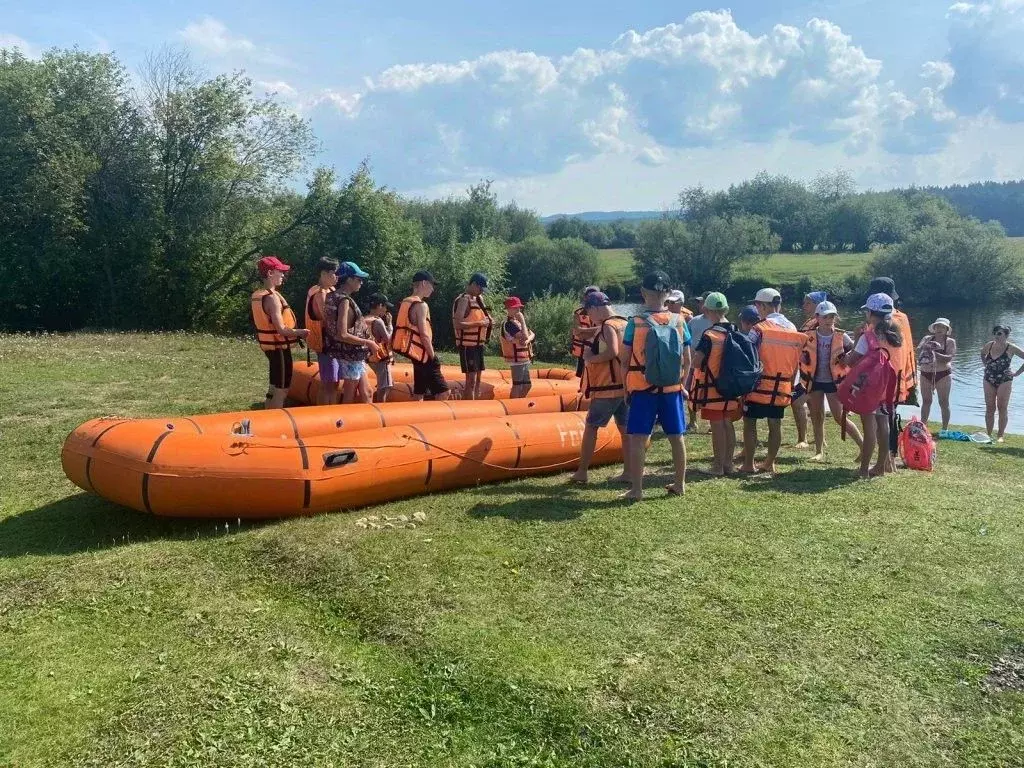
[3,0,1023,214]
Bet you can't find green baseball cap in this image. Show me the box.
[704,291,728,311]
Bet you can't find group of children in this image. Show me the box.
[251,255,537,407]
[252,254,919,497]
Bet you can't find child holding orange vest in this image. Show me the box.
[618,272,691,499]
[501,297,535,398]
[366,293,395,403]
[304,257,339,405]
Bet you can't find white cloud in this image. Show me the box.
[0,33,39,58]
[256,80,298,98]
[307,10,975,189]
[945,0,1024,121]
[178,17,292,67]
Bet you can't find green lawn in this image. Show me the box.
[599,249,872,288]
[3,332,1024,766]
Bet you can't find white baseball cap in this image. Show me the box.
[860,293,894,314]
[666,289,685,303]
[754,288,781,303]
[815,300,839,317]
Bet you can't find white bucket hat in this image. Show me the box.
[929,317,951,334]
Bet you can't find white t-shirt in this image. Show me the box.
[815,330,854,383]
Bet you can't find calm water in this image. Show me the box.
[615,303,1024,434]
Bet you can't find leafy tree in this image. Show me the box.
[811,168,857,202]
[506,236,600,298]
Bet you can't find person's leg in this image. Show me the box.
[374,386,390,403]
[762,418,782,474]
[826,392,863,449]
[666,435,686,494]
[709,418,725,475]
[859,415,875,478]
[936,372,952,431]
[809,391,826,459]
[724,418,737,474]
[919,375,934,425]
[266,350,289,409]
[571,426,600,483]
[660,392,686,493]
[997,381,1012,441]
[741,417,758,472]
[431,360,451,402]
[984,381,997,437]
[465,372,478,401]
[340,378,358,404]
[623,392,656,500]
[870,413,890,476]
[608,400,631,483]
[791,395,809,448]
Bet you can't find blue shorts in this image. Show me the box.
[317,353,341,384]
[626,391,687,436]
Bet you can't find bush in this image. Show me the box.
[507,236,600,298]
[517,293,578,363]
[604,283,625,301]
[869,220,1023,304]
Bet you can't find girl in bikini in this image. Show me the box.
[981,325,1024,442]
[917,318,956,432]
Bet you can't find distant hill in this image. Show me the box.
[919,180,1024,236]
[540,210,665,223]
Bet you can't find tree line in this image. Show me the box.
[921,180,1024,237]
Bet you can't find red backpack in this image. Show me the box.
[898,416,936,471]
[837,334,899,437]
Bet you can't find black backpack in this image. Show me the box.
[713,322,762,399]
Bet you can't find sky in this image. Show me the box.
[3,0,1023,214]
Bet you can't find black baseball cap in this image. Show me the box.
[469,272,488,290]
[642,271,671,292]
[367,293,393,311]
[868,277,898,302]
[412,270,437,285]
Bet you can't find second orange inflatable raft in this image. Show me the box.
[288,362,581,405]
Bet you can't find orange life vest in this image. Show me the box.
[570,308,594,358]
[746,321,804,407]
[580,316,627,399]
[251,289,297,351]
[799,329,850,392]
[692,325,742,413]
[368,317,394,364]
[625,311,685,394]
[304,285,332,354]
[859,310,916,404]
[391,296,432,363]
[800,317,819,332]
[501,318,534,364]
[452,293,492,348]
[676,307,694,322]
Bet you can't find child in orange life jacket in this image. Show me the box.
[801,301,864,460]
[393,271,450,401]
[740,290,805,476]
[452,273,493,400]
[304,257,339,405]
[618,271,691,500]
[571,286,603,378]
[570,291,631,485]
[844,293,904,479]
[687,292,741,476]
[251,256,308,410]
[366,293,395,403]
[323,261,379,405]
[501,297,535,398]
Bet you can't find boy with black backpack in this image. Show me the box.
[618,271,692,499]
[688,293,762,476]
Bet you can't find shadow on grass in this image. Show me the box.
[988,445,1024,459]
[468,494,629,523]
[0,493,258,558]
[735,467,861,494]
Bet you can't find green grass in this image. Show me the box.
[3,332,1024,766]
[595,248,635,285]
[599,249,872,288]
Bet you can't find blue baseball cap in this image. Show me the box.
[739,305,761,324]
[337,261,369,279]
[805,290,827,304]
[469,272,488,290]
[583,291,611,308]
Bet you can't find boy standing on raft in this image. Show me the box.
[501,296,535,398]
[619,271,691,500]
[452,273,493,400]
[740,288,806,475]
[393,270,450,401]
[366,294,394,403]
[571,291,630,485]
[251,255,308,410]
[304,257,339,405]
[688,293,743,476]
[571,286,602,378]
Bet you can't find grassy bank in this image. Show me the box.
[598,249,872,292]
[2,332,1024,767]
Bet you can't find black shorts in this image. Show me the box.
[744,402,785,420]
[413,358,449,396]
[812,381,838,394]
[458,346,486,374]
[265,349,294,390]
[575,357,585,378]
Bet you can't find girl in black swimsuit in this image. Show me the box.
[981,325,1024,442]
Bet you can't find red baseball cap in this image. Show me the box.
[257,255,291,276]
[504,296,524,310]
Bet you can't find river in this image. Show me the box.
[613,303,1024,434]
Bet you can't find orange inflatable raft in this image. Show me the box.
[289,362,580,405]
[62,398,620,519]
